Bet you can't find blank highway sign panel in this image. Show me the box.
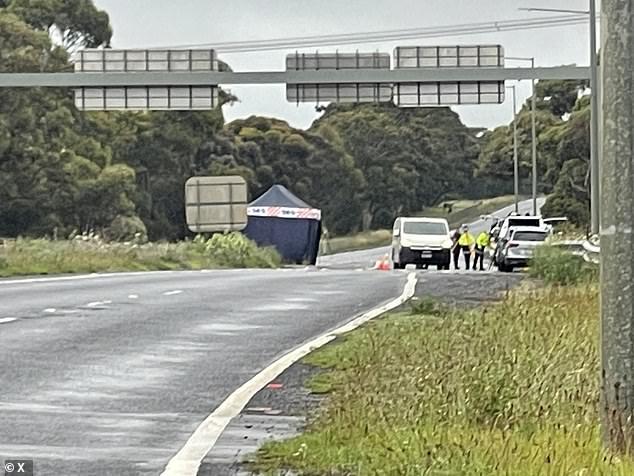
[394,81,505,106]
[73,49,219,111]
[74,49,218,72]
[286,51,392,104]
[74,86,218,111]
[394,45,504,68]
[185,176,248,233]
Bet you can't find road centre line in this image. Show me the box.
[160,272,418,476]
[163,290,183,296]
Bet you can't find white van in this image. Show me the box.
[391,217,452,270]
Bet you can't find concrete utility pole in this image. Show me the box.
[521,3,600,232]
[531,65,538,216]
[503,83,520,213]
[600,0,634,453]
[589,0,600,236]
[507,57,539,215]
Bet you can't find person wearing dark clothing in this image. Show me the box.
[458,225,476,270]
[451,228,462,269]
[473,231,490,271]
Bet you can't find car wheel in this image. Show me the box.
[499,261,512,273]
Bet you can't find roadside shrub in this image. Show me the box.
[530,245,598,285]
[201,232,281,268]
[0,233,280,277]
[107,215,148,243]
[409,296,449,316]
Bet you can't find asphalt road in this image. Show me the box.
[0,198,544,475]
[0,269,404,475]
[468,197,547,236]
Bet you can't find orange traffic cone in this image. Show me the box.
[375,254,391,271]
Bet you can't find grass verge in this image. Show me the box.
[252,284,633,475]
[530,245,599,286]
[418,194,528,229]
[0,233,281,277]
[322,230,393,255]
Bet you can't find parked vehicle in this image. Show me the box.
[497,226,549,272]
[391,217,452,270]
[491,214,547,266]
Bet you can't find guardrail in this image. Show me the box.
[551,239,600,264]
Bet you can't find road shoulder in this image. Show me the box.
[197,271,525,475]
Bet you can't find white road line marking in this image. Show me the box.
[43,308,56,314]
[128,294,139,299]
[160,272,418,476]
[86,300,111,308]
[0,271,176,286]
[163,290,183,296]
[0,268,253,286]
[0,318,17,324]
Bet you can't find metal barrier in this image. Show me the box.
[551,239,600,264]
[582,240,600,264]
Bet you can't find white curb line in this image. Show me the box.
[161,272,418,476]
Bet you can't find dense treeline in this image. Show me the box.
[477,79,592,227]
[1,1,501,240]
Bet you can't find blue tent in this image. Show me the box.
[244,185,322,265]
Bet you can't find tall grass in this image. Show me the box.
[322,230,393,255]
[0,232,280,277]
[530,245,598,285]
[254,284,632,475]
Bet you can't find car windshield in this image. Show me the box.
[512,231,547,242]
[403,222,448,235]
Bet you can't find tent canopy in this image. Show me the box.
[249,184,313,209]
[244,185,321,265]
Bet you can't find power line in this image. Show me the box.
[141,15,591,53]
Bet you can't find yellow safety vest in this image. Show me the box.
[458,232,475,247]
[476,232,490,247]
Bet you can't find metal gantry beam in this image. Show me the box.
[0,66,590,88]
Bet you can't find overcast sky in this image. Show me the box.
[93,0,593,130]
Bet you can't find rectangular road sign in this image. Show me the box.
[73,49,219,111]
[74,86,218,111]
[286,52,392,104]
[287,83,392,103]
[394,45,504,69]
[393,44,505,106]
[75,49,218,72]
[185,176,248,233]
[394,81,505,106]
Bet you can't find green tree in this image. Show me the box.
[478,79,592,227]
[0,9,137,237]
[225,116,365,235]
[476,107,559,188]
[7,0,111,50]
[312,104,480,230]
[535,79,589,118]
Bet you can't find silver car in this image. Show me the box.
[497,226,549,272]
